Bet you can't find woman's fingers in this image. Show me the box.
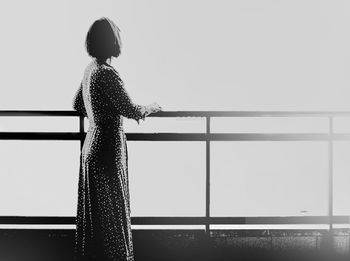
[151,103,160,112]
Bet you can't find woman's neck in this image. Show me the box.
[105,57,112,65]
[94,57,112,65]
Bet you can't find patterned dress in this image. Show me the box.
[72,59,147,261]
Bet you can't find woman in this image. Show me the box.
[72,17,162,261]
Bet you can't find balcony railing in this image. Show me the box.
[0,110,350,232]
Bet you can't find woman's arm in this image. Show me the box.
[103,68,160,123]
[72,82,88,117]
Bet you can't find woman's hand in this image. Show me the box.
[146,102,162,114]
[150,102,162,113]
[137,102,162,124]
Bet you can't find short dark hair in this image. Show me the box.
[85,17,121,59]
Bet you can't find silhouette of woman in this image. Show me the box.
[72,17,162,261]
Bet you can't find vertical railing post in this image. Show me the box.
[79,116,84,150]
[328,117,333,231]
[205,116,211,235]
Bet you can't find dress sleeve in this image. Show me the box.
[103,68,147,123]
[72,82,88,117]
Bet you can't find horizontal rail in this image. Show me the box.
[129,133,350,141]
[0,111,80,117]
[2,132,350,141]
[0,132,81,140]
[1,110,350,117]
[0,216,349,225]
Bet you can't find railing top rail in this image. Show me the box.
[1,110,350,117]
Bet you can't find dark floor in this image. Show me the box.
[0,229,349,261]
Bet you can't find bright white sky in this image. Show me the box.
[0,0,350,111]
[0,0,350,222]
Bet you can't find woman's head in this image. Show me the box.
[85,17,122,60]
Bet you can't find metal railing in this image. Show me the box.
[1,110,350,232]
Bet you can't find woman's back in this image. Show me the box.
[82,60,123,130]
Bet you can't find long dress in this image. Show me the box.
[72,59,147,261]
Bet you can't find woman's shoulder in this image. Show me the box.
[86,60,115,76]
[101,63,118,74]
[93,61,118,74]
[89,63,124,87]
[100,65,122,83]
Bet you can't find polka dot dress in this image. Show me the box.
[72,59,147,261]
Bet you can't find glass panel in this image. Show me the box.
[333,117,350,133]
[131,225,205,230]
[123,117,205,133]
[0,116,78,132]
[0,225,76,230]
[85,117,205,133]
[211,117,328,133]
[333,224,350,229]
[333,141,350,215]
[128,141,205,216]
[0,141,80,216]
[210,225,330,230]
[211,141,328,217]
